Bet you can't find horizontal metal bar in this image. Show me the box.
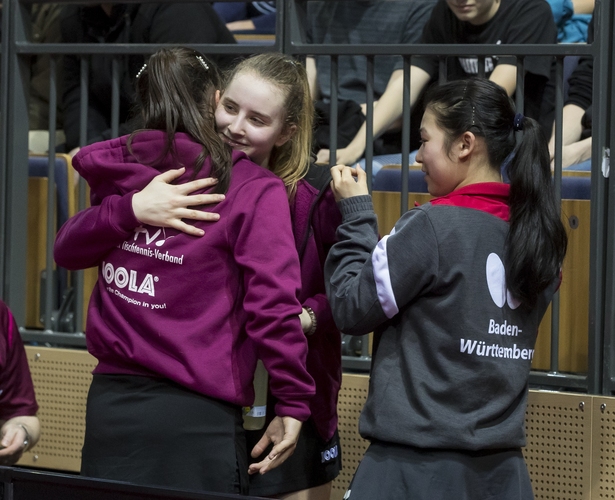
[15,42,593,57]
[342,356,371,373]
[15,42,266,55]
[529,371,588,390]
[20,328,87,348]
[287,43,593,57]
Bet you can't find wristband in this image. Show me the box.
[17,424,30,450]
[305,307,317,336]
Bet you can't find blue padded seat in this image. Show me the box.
[372,168,428,193]
[28,155,70,228]
[358,152,418,177]
[560,176,591,200]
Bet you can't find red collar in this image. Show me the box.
[429,183,510,222]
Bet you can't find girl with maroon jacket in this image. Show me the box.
[136,53,343,500]
[54,48,314,495]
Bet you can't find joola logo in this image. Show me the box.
[133,226,174,247]
[102,261,157,297]
[486,253,520,310]
[321,444,338,463]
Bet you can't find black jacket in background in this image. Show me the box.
[566,14,593,133]
[61,3,237,151]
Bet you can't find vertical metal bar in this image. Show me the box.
[438,56,447,84]
[477,56,485,79]
[365,55,374,191]
[74,56,90,333]
[0,0,10,298]
[550,56,564,373]
[515,56,525,116]
[43,56,58,331]
[111,57,120,139]
[79,57,89,150]
[328,55,338,165]
[400,56,411,216]
[275,0,285,53]
[552,57,564,182]
[4,0,31,322]
[598,0,614,394]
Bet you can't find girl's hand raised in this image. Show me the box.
[330,164,369,202]
[131,167,225,237]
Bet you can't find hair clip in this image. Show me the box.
[136,63,147,79]
[196,56,209,71]
[513,113,524,131]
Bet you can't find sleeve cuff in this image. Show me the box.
[338,195,374,218]
[117,191,141,232]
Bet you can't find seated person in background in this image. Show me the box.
[307,0,436,164]
[549,13,593,170]
[0,300,40,466]
[547,0,593,43]
[60,3,236,154]
[213,2,276,34]
[322,0,558,167]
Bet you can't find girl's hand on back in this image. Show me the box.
[131,167,225,237]
[330,164,369,202]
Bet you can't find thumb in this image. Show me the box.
[1,429,15,448]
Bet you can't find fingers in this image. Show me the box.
[152,170,221,198]
[177,177,220,196]
[250,434,272,460]
[248,442,295,475]
[154,167,186,184]
[355,163,367,183]
[180,193,225,208]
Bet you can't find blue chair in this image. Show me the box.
[359,151,418,177]
[372,167,428,193]
[28,155,72,228]
[561,175,591,200]
[27,154,74,330]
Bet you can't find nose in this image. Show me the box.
[227,116,244,137]
[415,147,423,164]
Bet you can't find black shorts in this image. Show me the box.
[246,418,341,497]
[81,374,249,495]
[344,441,534,500]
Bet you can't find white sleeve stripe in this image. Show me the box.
[372,231,398,319]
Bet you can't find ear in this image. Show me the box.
[215,90,221,106]
[457,131,476,161]
[275,124,298,148]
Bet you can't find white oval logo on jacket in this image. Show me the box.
[486,253,521,310]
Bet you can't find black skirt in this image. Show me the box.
[81,374,248,495]
[247,418,341,496]
[344,440,534,500]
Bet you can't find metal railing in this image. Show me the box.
[0,0,613,394]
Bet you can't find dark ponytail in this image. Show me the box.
[424,78,567,306]
[505,115,567,305]
[130,47,232,194]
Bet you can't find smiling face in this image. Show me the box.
[214,72,293,169]
[445,0,501,25]
[415,109,468,197]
